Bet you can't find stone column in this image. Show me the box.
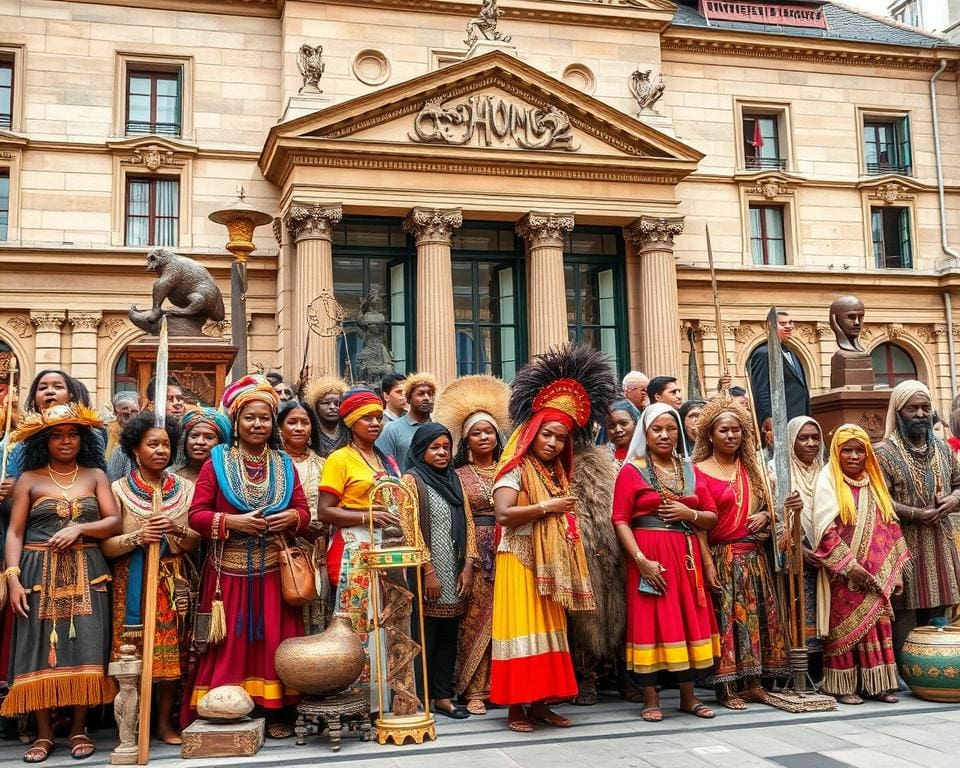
[815,322,835,393]
[30,311,66,370]
[517,212,574,356]
[285,202,342,381]
[69,312,102,407]
[403,207,462,387]
[625,216,685,378]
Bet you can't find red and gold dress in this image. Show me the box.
[612,461,720,680]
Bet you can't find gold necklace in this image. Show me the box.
[469,463,496,506]
[48,464,79,477]
[713,456,743,508]
[351,443,384,474]
[47,464,79,495]
[238,445,268,463]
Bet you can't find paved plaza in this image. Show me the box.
[2,690,956,768]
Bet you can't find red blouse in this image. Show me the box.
[612,461,717,526]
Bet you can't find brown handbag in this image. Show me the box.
[277,535,319,607]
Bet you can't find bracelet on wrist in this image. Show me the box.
[3,565,21,580]
[692,510,700,523]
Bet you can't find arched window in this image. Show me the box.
[871,342,918,388]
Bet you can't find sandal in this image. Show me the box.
[466,699,487,715]
[640,707,663,723]
[836,693,864,705]
[507,705,534,733]
[719,695,747,711]
[69,734,95,760]
[680,702,716,719]
[267,722,294,739]
[875,691,899,704]
[23,739,54,764]
[528,705,572,728]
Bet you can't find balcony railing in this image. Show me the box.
[867,161,911,176]
[126,120,181,137]
[0,113,10,129]
[745,156,787,170]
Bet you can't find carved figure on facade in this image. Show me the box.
[628,68,665,115]
[410,94,576,151]
[745,178,793,200]
[121,145,183,172]
[297,44,326,95]
[868,182,914,205]
[6,315,32,338]
[355,289,395,389]
[129,249,225,337]
[464,0,512,46]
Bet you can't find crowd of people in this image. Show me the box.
[0,334,958,760]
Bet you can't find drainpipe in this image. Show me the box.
[930,58,959,400]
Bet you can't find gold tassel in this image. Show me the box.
[48,626,58,668]
[209,598,226,645]
[68,618,76,640]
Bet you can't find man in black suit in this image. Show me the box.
[747,310,811,430]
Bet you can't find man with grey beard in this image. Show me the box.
[875,380,960,658]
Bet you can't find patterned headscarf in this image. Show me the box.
[221,375,279,418]
[339,388,383,429]
[181,406,231,443]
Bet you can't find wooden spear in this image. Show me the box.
[705,225,729,394]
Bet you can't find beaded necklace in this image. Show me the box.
[222,446,287,510]
[467,463,496,508]
[892,432,942,504]
[648,455,686,500]
[528,454,567,497]
[119,470,184,517]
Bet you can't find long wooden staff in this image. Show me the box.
[137,317,169,764]
[705,225,729,394]
[0,354,18,487]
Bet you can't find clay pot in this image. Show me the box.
[274,613,365,696]
[197,685,254,722]
[900,625,960,703]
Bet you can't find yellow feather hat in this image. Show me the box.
[10,402,104,443]
[434,374,511,446]
[304,375,348,414]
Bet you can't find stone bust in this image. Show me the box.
[830,295,866,353]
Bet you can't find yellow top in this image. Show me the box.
[319,445,382,511]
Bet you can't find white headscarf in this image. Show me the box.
[624,402,689,464]
[883,379,931,440]
[782,415,824,511]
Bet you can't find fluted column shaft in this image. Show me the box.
[626,216,685,378]
[286,202,342,381]
[30,311,66,370]
[69,312,102,407]
[404,207,462,388]
[517,212,574,356]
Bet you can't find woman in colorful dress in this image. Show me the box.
[606,399,640,470]
[173,407,230,484]
[2,404,121,762]
[612,402,720,722]
[317,388,401,705]
[490,344,613,733]
[104,411,199,745]
[772,416,825,680]
[692,397,789,709]
[435,374,510,716]
[805,425,909,704]
[306,376,348,459]
[399,422,478,719]
[184,376,311,737]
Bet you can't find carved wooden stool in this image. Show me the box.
[294,690,372,752]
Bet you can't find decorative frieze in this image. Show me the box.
[516,211,575,248]
[6,315,32,338]
[285,203,342,243]
[867,182,915,205]
[403,207,463,244]
[625,215,685,252]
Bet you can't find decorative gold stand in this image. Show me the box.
[361,478,436,746]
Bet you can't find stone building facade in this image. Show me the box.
[1,0,959,414]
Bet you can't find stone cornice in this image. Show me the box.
[403,207,463,244]
[516,211,575,248]
[662,29,960,70]
[285,202,343,243]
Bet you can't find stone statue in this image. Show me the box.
[828,295,874,389]
[129,249,225,337]
[108,644,142,765]
[355,289,395,388]
[464,0,512,46]
[830,295,866,353]
[628,68,665,115]
[297,44,325,95]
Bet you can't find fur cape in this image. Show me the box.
[568,445,626,664]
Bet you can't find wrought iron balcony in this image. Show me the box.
[125,120,181,137]
[744,157,787,171]
[867,162,911,176]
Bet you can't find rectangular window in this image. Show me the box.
[125,177,179,247]
[563,229,626,376]
[126,70,182,137]
[864,117,911,175]
[0,60,12,129]
[749,205,786,265]
[452,224,523,381]
[871,207,912,269]
[0,169,8,241]
[742,114,784,170]
[332,218,412,379]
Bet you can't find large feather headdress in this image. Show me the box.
[434,374,511,446]
[305,375,348,417]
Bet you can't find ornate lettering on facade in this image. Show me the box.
[410,95,578,151]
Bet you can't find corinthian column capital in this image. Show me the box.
[68,312,103,331]
[403,207,463,245]
[626,215,685,253]
[516,211,575,248]
[30,311,66,332]
[285,202,343,244]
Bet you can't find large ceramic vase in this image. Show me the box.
[899,625,960,703]
[274,613,365,696]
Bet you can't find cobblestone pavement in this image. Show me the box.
[1,690,956,768]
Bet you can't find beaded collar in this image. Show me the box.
[117,470,186,518]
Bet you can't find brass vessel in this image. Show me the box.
[274,613,365,696]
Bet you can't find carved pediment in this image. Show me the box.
[737,170,805,200]
[260,51,703,185]
[107,136,198,171]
